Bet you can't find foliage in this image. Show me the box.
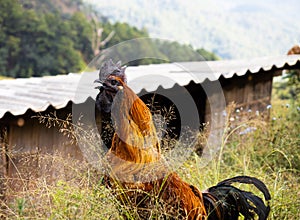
[155,40,220,62]
[100,22,168,66]
[273,74,300,104]
[0,0,90,77]
[283,70,300,102]
[0,0,219,78]
[100,22,219,66]
[196,48,220,61]
[20,0,84,14]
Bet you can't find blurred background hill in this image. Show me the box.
[84,0,300,59]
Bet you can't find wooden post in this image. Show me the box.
[0,126,8,200]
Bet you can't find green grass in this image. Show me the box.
[1,85,299,219]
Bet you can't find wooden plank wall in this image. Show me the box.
[2,106,84,191]
[205,71,273,126]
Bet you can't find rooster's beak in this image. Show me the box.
[94,79,103,89]
[94,79,103,84]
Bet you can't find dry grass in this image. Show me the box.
[1,92,299,219]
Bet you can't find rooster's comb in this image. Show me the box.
[98,59,127,83]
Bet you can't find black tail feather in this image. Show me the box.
[243,191,271,220]
[216,176,271,201]
[203,176,271,220]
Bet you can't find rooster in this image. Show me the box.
[95,60,271,219]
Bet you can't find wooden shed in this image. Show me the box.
[1,55,300,194]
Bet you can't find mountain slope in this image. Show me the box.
[84,0,300,59]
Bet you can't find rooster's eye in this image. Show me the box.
[110,79,117,85]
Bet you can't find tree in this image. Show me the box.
[0,0,23,76]
[0,1,87,77]
[69,12,94,62]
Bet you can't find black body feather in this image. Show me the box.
[203,176,271,220]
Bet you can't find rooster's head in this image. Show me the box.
[95,59,127,113]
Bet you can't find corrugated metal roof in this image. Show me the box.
[0,55,299,119]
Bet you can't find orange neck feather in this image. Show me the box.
[108,83,161,164]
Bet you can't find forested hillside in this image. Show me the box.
[0,0,218,78]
